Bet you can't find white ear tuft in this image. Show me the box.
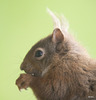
[47,8,61,30]
[47,8,69,34]
[60,14,69,33]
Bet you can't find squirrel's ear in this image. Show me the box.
[52,28,64,43]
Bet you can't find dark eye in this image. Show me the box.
[35,50,43,57]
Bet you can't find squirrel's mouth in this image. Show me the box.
[24,68,42,77]
[31,73,35,76]
[20,63,36,76]
[24,69,36,76]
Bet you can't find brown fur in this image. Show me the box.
[16,28,96,100]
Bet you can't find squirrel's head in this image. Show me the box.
[20,9,88,77]
[20,28,69,77]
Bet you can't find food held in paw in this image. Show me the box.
[16,74,32,90]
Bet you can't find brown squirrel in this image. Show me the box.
[16,9,96,100]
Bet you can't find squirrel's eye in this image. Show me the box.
[34,48,45,60]
[35,50,43,57]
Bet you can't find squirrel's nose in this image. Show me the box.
[20,62,25,70]
[20,62,32,71]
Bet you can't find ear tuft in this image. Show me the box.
[52,28,64,43]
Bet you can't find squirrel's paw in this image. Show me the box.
[16,73,32,91]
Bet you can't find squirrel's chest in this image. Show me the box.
[31,75,74,100]
[31,76,96,100]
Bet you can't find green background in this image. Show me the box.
[0,0,96,100]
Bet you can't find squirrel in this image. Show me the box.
[16,8,96,100]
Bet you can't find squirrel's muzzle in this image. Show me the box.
[20,62,33,74]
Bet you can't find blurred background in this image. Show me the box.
[0,0,96,100]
